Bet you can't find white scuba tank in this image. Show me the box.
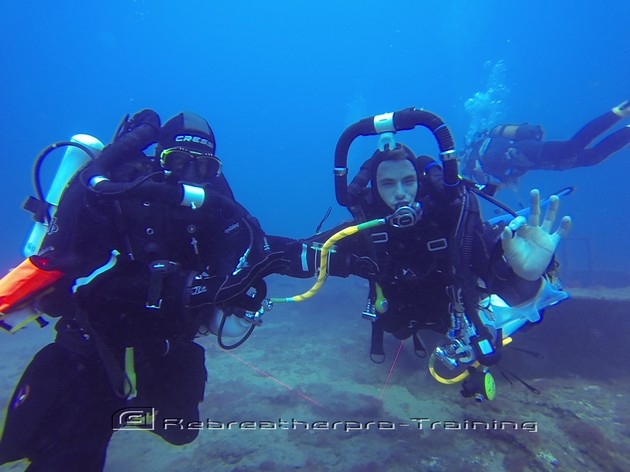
[208,308,251,337]
[23,134,104,257]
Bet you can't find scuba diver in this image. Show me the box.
[272,107,572,401]
[461,100,630,187]
[0,109,286,471]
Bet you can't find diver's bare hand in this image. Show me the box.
[501,189,572,281]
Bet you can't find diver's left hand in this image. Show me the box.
[501,189,572,281]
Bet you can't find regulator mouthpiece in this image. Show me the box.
[388,202,423,228]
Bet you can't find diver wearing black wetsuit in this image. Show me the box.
[463,100,630,185]
[0,110,285,471]
[279,145,544,362]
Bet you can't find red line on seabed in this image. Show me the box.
[221,349,324,408]
[380,340,404,399]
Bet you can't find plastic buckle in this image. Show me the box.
[145,260,180,310]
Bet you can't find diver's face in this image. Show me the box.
[376,159,418,210]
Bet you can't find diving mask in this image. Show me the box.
[388,202,423,228]
[160,147,222,177]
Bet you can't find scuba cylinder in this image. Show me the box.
[489,123,543,141]
[204,307,258,350]
[1,135,103,332]
[24,134,104,257]
[208,308,252,338]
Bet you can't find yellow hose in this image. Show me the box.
[270,218,385,304]
[124,347,137,398]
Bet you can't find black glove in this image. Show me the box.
[81,110,161,190]
[126,109,160,137]
[113,109,161,152]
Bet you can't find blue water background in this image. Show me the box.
[1,0,629,276]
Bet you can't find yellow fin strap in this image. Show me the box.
[125,347,137,399]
